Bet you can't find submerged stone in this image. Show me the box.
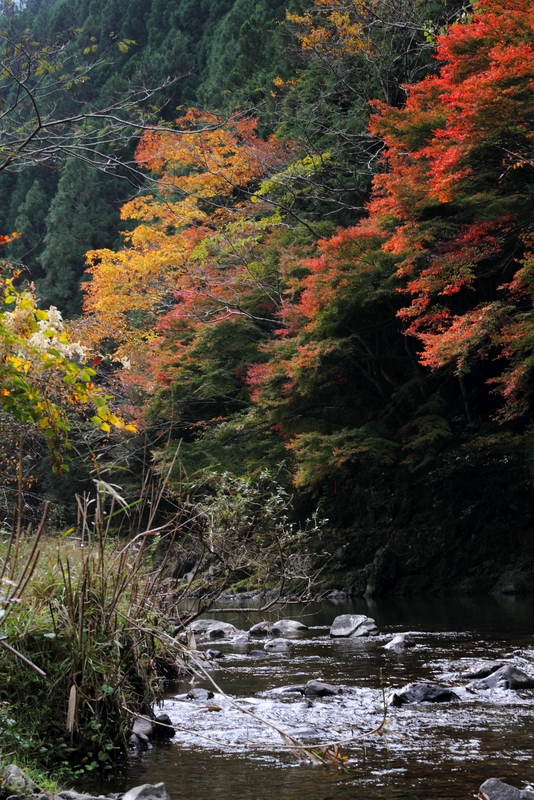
[187,688,215,701]
[264,637,293,651]
[249,621,274,636]
[278,680,341,697]
[187,619,222,633]
[457,661,504,680]
[472,665,534,690]
[205,648,224,660]
[389,682,460,705]
[383,633,415,651]
[304,679,341,697]
[272,619,307,635]
[154,713,175,738]
[479,778,534,799]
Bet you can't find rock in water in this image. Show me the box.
[247,649,268,658]
[187,619,222,633]
[473,665,534,690]
[304,680,342,697]
[249,621,274,636]
[383,633,415,651]
[207,622,237,639]
[456,661,504,680]
[278,680,341,696]
[187,688,215,701]
[132,716,154,740]
[154,713,175,738]
[205,648,224,660]
[272,619,307,635]
[388,682,459,705]
[264,637,293,651]
[186,619,236,638]
[330,614,379,637]
[479,778,534,799]
[122,784,172,800]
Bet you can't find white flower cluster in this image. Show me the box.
[3,300,86,363]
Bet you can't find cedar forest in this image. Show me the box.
[1,0,534,594]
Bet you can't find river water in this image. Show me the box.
[102,596,534,799]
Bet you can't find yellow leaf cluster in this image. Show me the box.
[287,0,371,57]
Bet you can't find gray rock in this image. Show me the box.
[128,733,148,753]
[154,713,175,738]
[187,687,214,701]
[121,784,171,800]
[479,778,534,799]
[264,637,293,651]
[389,682,460,705]
[304,680,341,697]
[231,632,250,643]
[57,793,103,800]
[473,665,534,690]
[330,614,379,638]
[187,618,222,633]
[247,649,268,658]
[383,633,415,651]
[205,649,224,660]
[206,622,237,639]
[279,683,307,694]
[249,621,274,636]
[132,716,154,740]
[278,680,341,697]
[457,661,504,680]
[272,619,307,635]
[3,765,42,793]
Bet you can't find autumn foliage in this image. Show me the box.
[79,0,534,494]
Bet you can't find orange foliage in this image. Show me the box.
[81,111,289,414]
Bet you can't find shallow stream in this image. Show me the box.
[101,596,534,799]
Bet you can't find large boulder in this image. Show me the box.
[389,682,460,705]
[330,614,379,638]
[472,665,534,690]
[479,778,534,799]
[121,784,171,800]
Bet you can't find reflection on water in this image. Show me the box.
[96,596,534,800]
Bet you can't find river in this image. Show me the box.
[100,595,534,799]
